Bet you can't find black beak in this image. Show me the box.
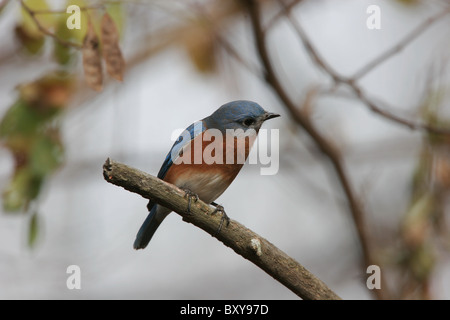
[262,112,280,121]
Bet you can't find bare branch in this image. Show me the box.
[103,158,341,300]
[243,0,388,299]
[350,84,450,136]
[351,6,450,81]
[279,0,450,136]
[216,35,262,78]
[265,0,304,32]
[278,0,343,82]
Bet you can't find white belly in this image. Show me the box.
[174,171,229,204]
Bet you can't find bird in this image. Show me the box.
[133,100,280,250]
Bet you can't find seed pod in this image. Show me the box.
[82,21,103,91]
[101,13,125,81]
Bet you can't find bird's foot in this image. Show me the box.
[211,202,230,236]
[182,188,199,214]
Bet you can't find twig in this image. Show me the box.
[243,0,387,299]
[264,0,304,32]
[280,1,450,136]
[277,0,343,83]
[216,34,262,78]
[19,0,82,49]
[102,158,342,300]
[350,84,450,135]
[30,5,103,15]
[351,6,450,81]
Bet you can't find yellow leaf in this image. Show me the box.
[183,22,217,74]
[20,0,56,37]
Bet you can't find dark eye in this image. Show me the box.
[243,118,255,126]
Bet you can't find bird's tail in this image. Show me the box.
[133,205,165,250]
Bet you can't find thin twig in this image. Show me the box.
[103,158,342,300]
[264,0,304,32]
[30,5,103,15]
[217,35,262,78]
[351,6,450,81]
[280,0,450,136]
[350,84,450,135]
[278,0,343,83]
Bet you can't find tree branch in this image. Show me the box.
[102,158,341,300]
[279,0,450,137]
[243,0,388,299]
[351,6,450,81]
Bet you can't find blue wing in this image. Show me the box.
[156,120,206,180]
[135,120,207,249]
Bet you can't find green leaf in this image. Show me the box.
[30,131,64,177]
[28,211,40,248]
[2,169,29,211]
[0,97,59,141]
[54,18,74,65]
[2,168,42,212]
[0,99,40,138]
[14,25,45,55]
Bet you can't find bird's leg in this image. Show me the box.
[210,202,230,235]
[181,188,199,214]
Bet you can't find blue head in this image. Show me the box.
[203,100,280,133]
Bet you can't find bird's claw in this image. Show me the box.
[211,203,230,236]
[182,188,199,214]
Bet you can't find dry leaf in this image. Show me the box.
[101,13,125,81]
[82,21,103,92]
[183,22,217,74]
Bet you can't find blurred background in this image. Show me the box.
[0,0,450,299]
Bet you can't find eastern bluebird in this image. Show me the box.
[133,100,280,250]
